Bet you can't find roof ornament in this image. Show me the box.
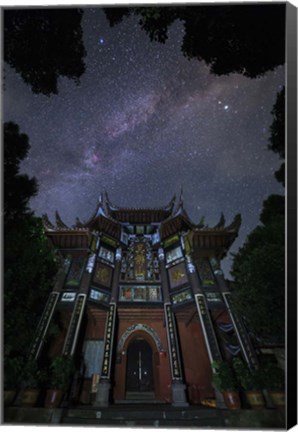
[42,213,55,230]
[98,192,104,206]
[178,185,184,208]
[165,194,176,213]
[213,212,226,229]
[73,217,84,228]
[104,191,118,211]
[225,213,242,231]
[197,216,205,228]
[55,210,69,229]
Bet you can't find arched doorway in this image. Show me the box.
[126,338,154,397]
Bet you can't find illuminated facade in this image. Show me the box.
[32,192,259,406]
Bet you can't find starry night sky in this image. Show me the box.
[3,7,285,277]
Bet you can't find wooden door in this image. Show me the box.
[126,338,154,392]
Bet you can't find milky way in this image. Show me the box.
[3,7,284,276]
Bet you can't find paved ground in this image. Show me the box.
[4,404,286,428]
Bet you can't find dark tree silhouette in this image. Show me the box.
[104,4,285,78]
[230,86,285,345]
[231,216,285,343]
[4,122,59,371]
[4,122,38,226]
[4,8,86,95]
[268,87,285,186]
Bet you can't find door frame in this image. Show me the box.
[122,330,159,399]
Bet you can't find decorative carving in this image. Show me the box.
[86,253,96,273]
[120,237,160,282]
[115,247,122,261]
[158,247,165,261]
[117,323,165,353]
[168,262,188,289]
[186,255,196,273]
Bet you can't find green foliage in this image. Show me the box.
[262,363,285,391]
[260,194,284,226]
[104,5,285,78]
[232,214,285,341]
[4,216,59,357]
[49,355,75,391]
[231,215,285,343]
[4,356,23,389]
[4,121,59,364]
[212,360,238,392]
[232,358,264,391]
[20,359,47,389]
[4,9,86,95]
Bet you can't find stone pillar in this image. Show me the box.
[94,303,117,407]
[63,293,87,356]
[29,254,74,359]
[164,303,189,406]
[210,256,259,369]
[184,252,225,407]
[185,254,203,294]
[111,247,122,302]
[222,292,259,369]
[194,293,225,408]
[30,291,60,360]
[159,247,189,406]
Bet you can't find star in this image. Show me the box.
[3,7,285,279]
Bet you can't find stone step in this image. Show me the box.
[126,391,155,400]
[4,405,286,429]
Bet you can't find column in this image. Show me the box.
[188,253,225,408]
[29,291,60,360]
[62,246,98,356]
[164,303,189,406]
[211,257,259,369]
[94,302,117,407]
[222,292,259,369]
[159,247,189,406]
[29,254,71,360]
[62,294,87,356]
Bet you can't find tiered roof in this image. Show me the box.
[42,192,241,254]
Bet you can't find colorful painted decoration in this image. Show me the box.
[93,262,113,288]
[89,289,109,304]
[196,257,215,286]
[205,292,222,302]
[61,292,76,302]
[65,256,85,287]
[168,262,188,289]
[98,246,114,263]
[171,289,193,305]
[120,237,160,282]
[164,235,179,249]
[165,246,183,265]
[119,285,162,302]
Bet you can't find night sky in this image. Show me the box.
[3,7,284,277]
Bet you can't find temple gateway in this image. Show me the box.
[33,192,258,407]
